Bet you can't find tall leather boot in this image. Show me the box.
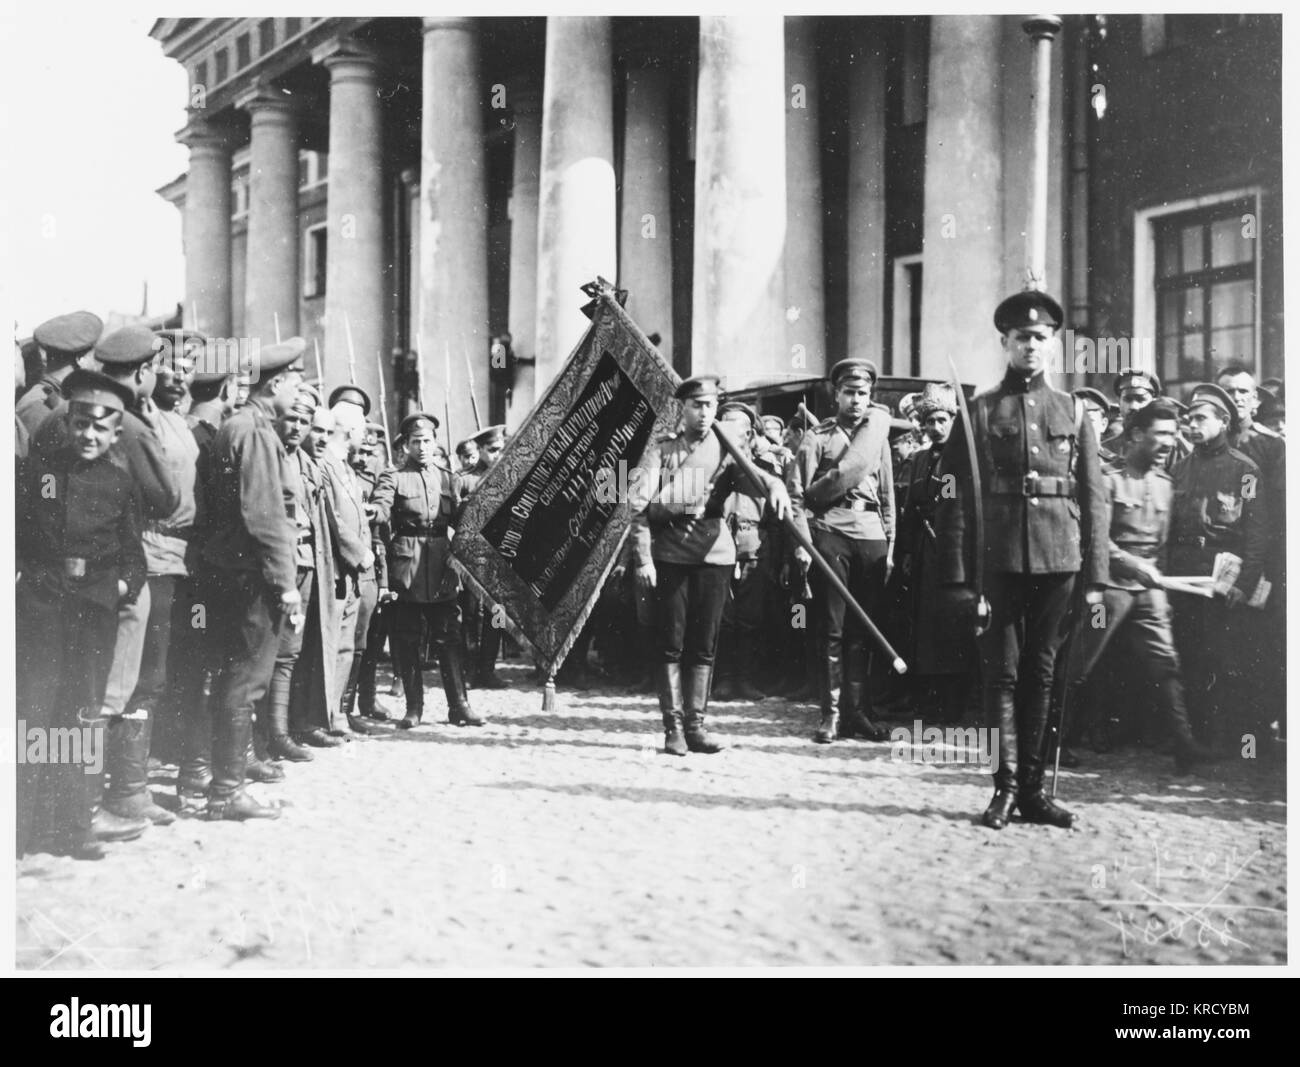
[711,627,738,700]
[838,645,890,741]
[982,689,1019,829]
[177,668,215,810]
[476,622,506,688]
[392,627,424,728]
[684,664,724,754]
[266,676,313,762]
[86,714,150,843]
[1015,688,1076,828]
[103,713,175,825]
[658,662,687,756]
[206,701,281,821]
[1161,676,1223,774]
[357,645,387,721]
[441,643,484,726]
[813,653,841,744]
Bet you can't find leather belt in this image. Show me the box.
[395,524,448,538]
[990,473,1076,497]
[829,499,879,513]
[1119,543,1161,559]
[1173,534,1209,549]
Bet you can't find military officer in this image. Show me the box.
[348,419,395,722]
[371,412,480,729]
[631,376,792,756]
[890,382,974,723]
[935,290,1109,830]
[1168,383,1268,751]
[16,310,102,439]
[787,358,895,745]
[1063,401,1220,773]
[197,338,310,820]
[17,370,150,858]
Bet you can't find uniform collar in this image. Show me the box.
[1196,435,1230,457]
[1000,367,1048,394]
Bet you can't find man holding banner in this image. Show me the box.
[630,375,791,756]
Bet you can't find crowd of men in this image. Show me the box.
[13,286,1287,857]
[14,314,510,859]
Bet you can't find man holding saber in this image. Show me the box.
[786,359,895,745]
[935,291,1109,830]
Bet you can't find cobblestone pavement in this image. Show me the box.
[15,663,1287,970]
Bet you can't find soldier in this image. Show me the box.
[350,420,395,722]
[455,437,480,477]
[466,424,510,688]
[16,310,102,439]
[91,330,202,827]
[371,412,480,729]
[17,370,149,858]
[264,386,337,761]
[1215,363,1286,743]
[935,290,1109,830]
[1103,370,1190,469]
[1168,383,1269,751]
[1073,387,1119,466]
[630,376,792,756]
[712,401,782,702]
[787,358,895,745]
[1062,401,1221,773]
[197,338,309,820]
[171,363,236,811]
[890,382,974,723]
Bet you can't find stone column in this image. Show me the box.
[784,16,826,376]
[532,16,617,406]
[237,86,300,345]
[313,38,385,403]
[846,29,888,367]
[176,116,233,338]
[417,17,489,447]
[692,16,786,387]
[920,16,1005,385]
[619,60,674,365]
[506,84,541,431]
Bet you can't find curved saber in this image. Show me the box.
[711,422,907,675]
[948,358,990,636]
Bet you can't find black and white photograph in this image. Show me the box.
[3,3,1291,988]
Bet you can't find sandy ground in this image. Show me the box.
[15,663,1286,970]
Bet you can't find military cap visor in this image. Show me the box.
[674,375,722,401]
[252,337,308,380]
[471,424,507,446]
[399,412,440,438]
[34,310,103,356]
[830,358,879,387]
[329,384,372,415]
[759,414,785,432]
[717,400,759,428]
[1072,387,1112,411]
[1114,369,1161,397]
[62,368,134,414]
[1187,384,1240,431]
[95,325,163,367]
[993,290,1064,333]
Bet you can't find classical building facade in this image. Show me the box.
[150,13,1282,438]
